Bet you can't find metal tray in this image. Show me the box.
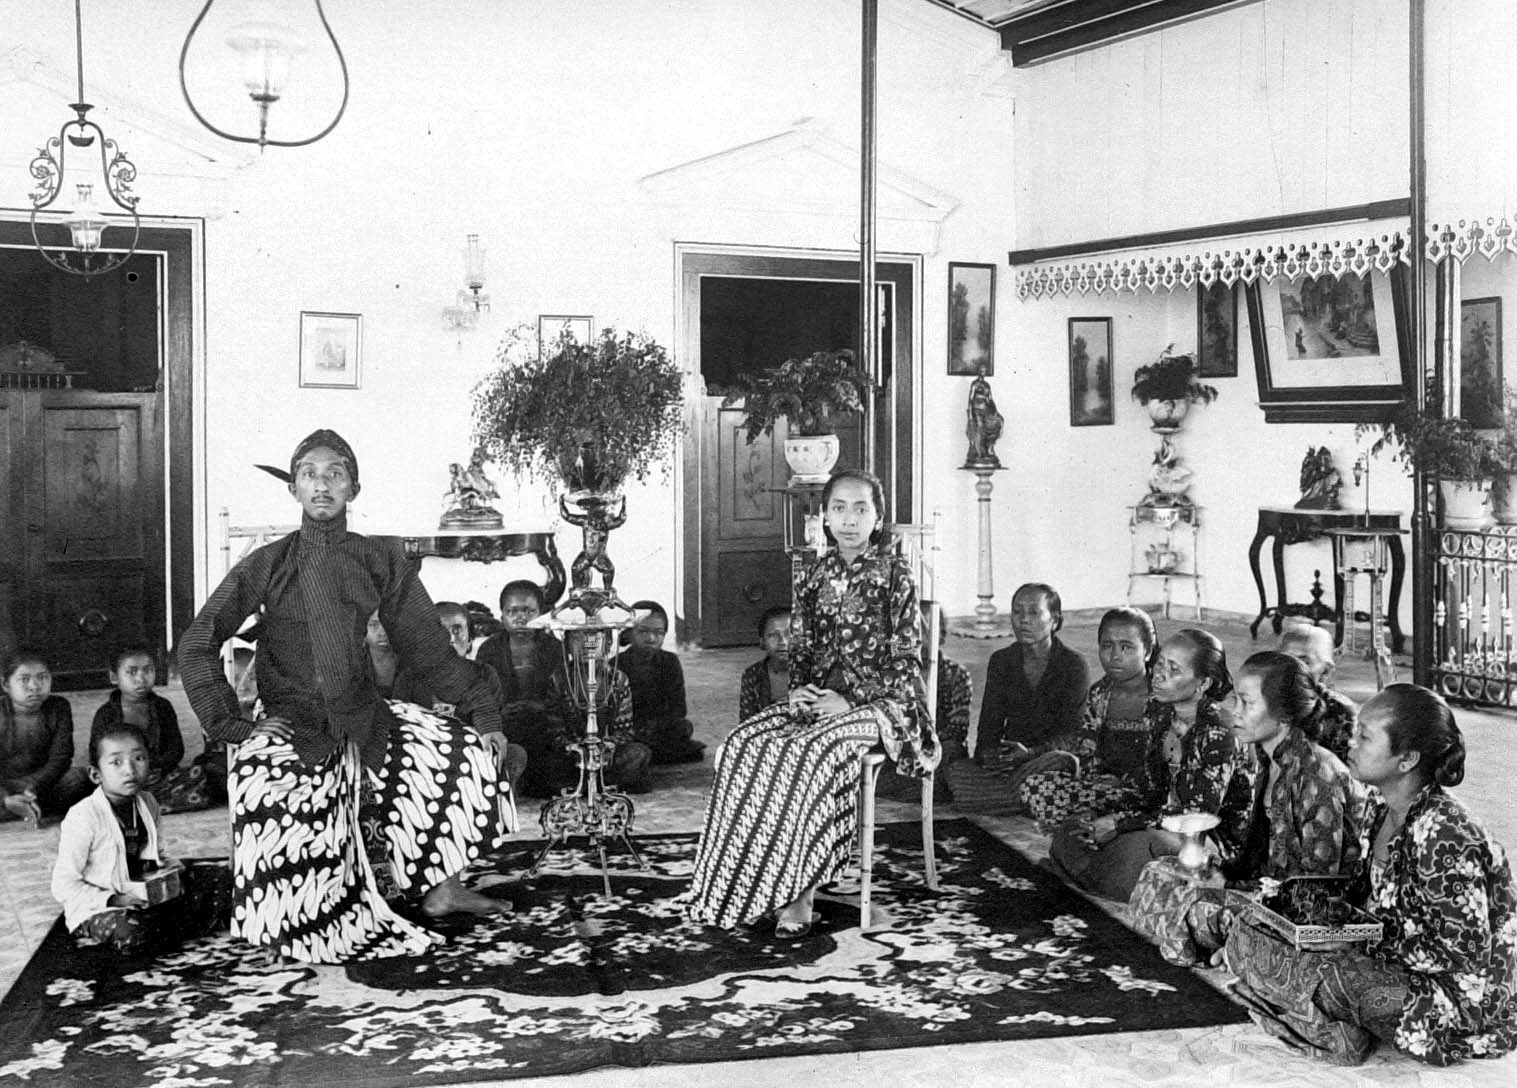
[1226,875,1383,948]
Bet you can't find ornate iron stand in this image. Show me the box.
[526,494,648,897]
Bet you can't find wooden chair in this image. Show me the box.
[856,523,942,929]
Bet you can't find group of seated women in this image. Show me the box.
[685,473,1516,1069]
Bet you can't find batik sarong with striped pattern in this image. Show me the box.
[686,701,887,930]
[229,700,515,962]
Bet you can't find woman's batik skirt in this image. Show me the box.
[686,701,885,930]
[228,701,516,963]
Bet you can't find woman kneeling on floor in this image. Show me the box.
[1048,628,1255,901]
[1129,651,1364,965]
[1223,684,1517,1067]
[686,469,938,938]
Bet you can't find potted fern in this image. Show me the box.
[721,349,871,481]
[472,323,684,497]
[1358,386,1501,529]
[1131,346,1219,432]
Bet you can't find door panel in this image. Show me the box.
[25,394,162,686]
[0,395,20,659]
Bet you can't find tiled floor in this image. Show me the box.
[3,613,1514,1087]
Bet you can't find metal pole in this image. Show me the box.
[860,0,879,478]
[1409,0,1432,685]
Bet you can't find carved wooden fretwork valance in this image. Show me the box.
[1425,215,1517,264]
[1014,226,1412,300]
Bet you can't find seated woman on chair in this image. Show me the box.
[687,469,938,938]
[1224,684,1517,1067]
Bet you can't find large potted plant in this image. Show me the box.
[472,323,684,497]
[472,324,684,603]
[1359,389,1501,530]
[721,348,871,481]
[1131,346,1219,432]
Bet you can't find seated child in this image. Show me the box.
[878,609,972,802]
[51,725,229,952]
[549,631,652,794]
[393,601,527,794]
[739,606,792,721]
[51,723,230,954]
[366,610,400,697]
[621,600,705,764]
[475,580,571,797]
[0,648,75,822]
[1278,623,1356,762]
[61,645,215,814]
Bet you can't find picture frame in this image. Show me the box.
[1246,265,1412,423]
[947,262,995,376]
[1068,316,1114,426]
[1460,296,1503,429]
[298,311,362,389]
[1196,281,1238,378]
[538,314,593,358]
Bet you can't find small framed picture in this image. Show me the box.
[298,311,362,389]
[947,262,995,376]
[1196,281,1238,378]
[1460,297,1503,428]
[538,314,593,358]
[1068,317,1114,427]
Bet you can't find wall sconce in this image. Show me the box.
[179,0,350,150]
[29,0,142,277]
[441,235,489,346]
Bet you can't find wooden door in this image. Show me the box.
[0,393,21,662]
[18,392,163,687]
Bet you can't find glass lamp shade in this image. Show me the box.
[226,15,308,100]
[66,184,107,253]
[463,234,486,293]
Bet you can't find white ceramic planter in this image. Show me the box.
[784,434,840,483]
[1440,478,1493,530]
[1146,399,1191,432]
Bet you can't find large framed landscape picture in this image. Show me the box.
[947,262,995,376]
[1068,317,1114,426]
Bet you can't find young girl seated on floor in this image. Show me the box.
[60,645,216,814]
[0,648,75,823]
[50,723,230,955]
[622,600,705,764]
[739,606,792,722]
[1020,606,1158,829]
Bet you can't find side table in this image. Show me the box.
[1246,507,1405,652]
[394,529,567,608]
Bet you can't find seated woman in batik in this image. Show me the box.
[1021,607,1156,829]
[1130,650,1364,965]
[687,469,937,939]
[1048,628,1256,902]
[1224,684,1517,1067]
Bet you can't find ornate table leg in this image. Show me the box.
[534,536,567,608]
[1270,536,1288,634]
[1248,523,1271,639]
[1386,536,1407,654]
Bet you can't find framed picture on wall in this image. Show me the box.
[947,262,995,376]
[1246,266,1412,423]
[1460,297,1503,428]
[538,314,593,358]
[298,311,362,389]
[1068,316,1114,426]
[1196,281,1238,378]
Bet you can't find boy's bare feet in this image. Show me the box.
[421,874,511,918]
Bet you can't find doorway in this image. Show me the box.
[0,223,196,688]
[679,248,917,647]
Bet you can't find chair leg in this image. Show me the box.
[860,761,882,929]
[921,772,938,891]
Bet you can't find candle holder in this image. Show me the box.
[526,588,648,897]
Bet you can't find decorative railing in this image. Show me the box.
[1434,525,1517,707]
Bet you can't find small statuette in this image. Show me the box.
[962,366,1005,470]
[1294,445,1342,510]
[439,446,505,530]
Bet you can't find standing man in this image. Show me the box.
[179,429,516,963]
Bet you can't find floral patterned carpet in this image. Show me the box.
[0,820,1245,1088]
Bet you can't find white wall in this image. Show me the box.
[1,0,1016,631]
